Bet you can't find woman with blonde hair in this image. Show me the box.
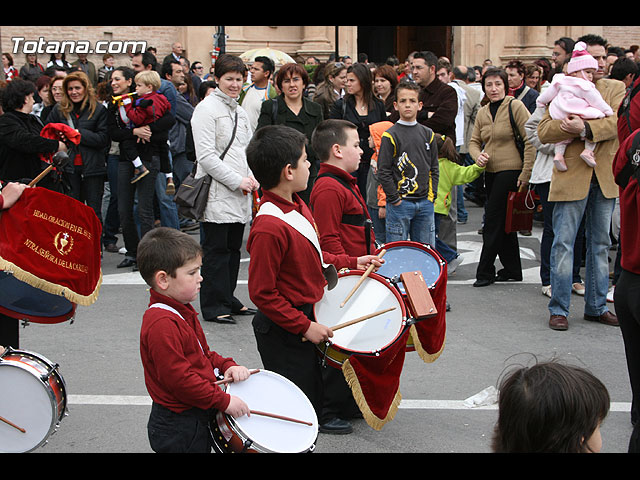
[313,61,348,119]
[46,70,110,224]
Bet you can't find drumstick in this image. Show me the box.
[249,410,313,426]
[215,369,261,386]
[340,249,387,308]
[0,415,26,433]
[302,307,396,342]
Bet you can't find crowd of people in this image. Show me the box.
[2,31,640,453]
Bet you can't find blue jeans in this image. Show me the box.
[367,205,386,246]
[549,182,615,318]
[385,197,435,246]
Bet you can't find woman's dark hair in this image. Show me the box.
[480,67,508,94]
[198,80,217,100]
[275,62,309,91]
[0,78,37,111]
[492,359,610,453]
[214,54,246,79]
[246,125,308,190]
[345,62,375,109]
[374,64,399,92]
[114,66,136,84]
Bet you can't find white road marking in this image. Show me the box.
[66,395,631,412]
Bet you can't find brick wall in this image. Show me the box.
[1,26,183,71]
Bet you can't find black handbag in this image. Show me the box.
[174,111,238,221]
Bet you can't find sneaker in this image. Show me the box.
[572,282,585,296]
[447,255,464,275]
[131,165,149,184]
[541,285,552,298]
[165,178,176,196]
[607,285,615,303]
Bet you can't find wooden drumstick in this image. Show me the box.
[340,249,386,308]
[215,369,261,386]
[249,410,313,426]
[0,415,26,433]
[302,307,396,342]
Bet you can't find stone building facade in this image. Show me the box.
[1,26,640,75]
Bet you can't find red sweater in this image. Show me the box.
[247,190,357,335]
[310,163,376,256]
[140,289,238,413]
[613,128,640,274]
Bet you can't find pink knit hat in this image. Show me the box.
[567,41,598,74]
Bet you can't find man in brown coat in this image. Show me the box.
[538,34,626,331]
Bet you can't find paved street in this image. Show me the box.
[10,201,634,454]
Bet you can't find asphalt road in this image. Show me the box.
[6,202,634,454]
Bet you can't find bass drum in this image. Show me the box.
[0,347,68,453]
[211,370,318,453]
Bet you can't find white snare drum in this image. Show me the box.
[211,370,318,453]
[313,270,408,368]
[0,347,68,453]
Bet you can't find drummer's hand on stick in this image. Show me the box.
[356,253,385,272]
[223,365,251,384]
[303,321,333,344]
[225,396,251,419]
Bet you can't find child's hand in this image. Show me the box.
[225,395,250,418]
[223,365,251,384]
[356,254,385,271]
[303,321,333,344]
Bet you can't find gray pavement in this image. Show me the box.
[11,202,634,453]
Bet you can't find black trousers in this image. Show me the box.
[200,222,245,320]
[117,156,159,259]
[68,167,105,226]
[252,307,324,417]
[147,402,214,453]
[614,268,640,453]
[476,170,523,282]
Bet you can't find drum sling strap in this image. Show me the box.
[256,201,338,290]
[312,172,373,254]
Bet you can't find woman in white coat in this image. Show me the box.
[191,54,259,323]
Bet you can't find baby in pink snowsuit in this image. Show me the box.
[536,41,613,172]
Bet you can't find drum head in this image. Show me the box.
[226,370,318,453]
[314,271,406,355]
[376,242,443,292]
[0,361,58,453]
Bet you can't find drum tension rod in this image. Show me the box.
[241,439,254,453]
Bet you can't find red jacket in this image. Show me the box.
[613,128,640,274]
[247,190,356,335]
[310,163,376,256]
[124,91,170,127]
[140,288,237,413]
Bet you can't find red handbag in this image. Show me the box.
[505,188,539,233]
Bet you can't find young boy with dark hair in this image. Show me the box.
[137,227,250,453]
[309,118,376,433]
[246,124,382,420]
[377,81,439,246]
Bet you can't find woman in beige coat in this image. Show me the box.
[469,68,535,287]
